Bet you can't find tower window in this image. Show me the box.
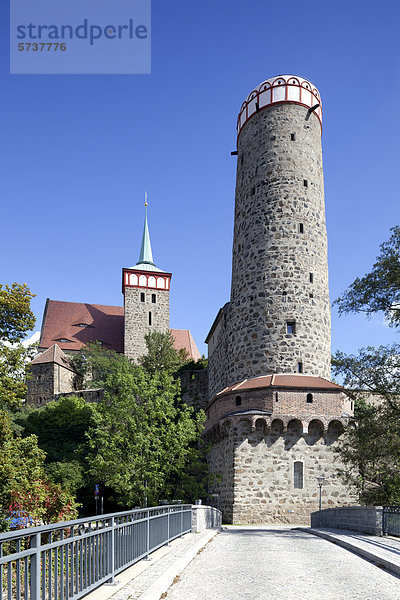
[282,291,287,303]
[290,133,296,141]
[299,223,304,233]
[307,393,313,403]
[152,294,156,304]
[303,179,308,188]
[235,396,242,406]
[287,321,296,335]
[275,392,279,403]
[294,461,304,489]
[251,186,255,196]
[309,292,314,299]
[298,362,303,373]
[140,293,145,302]
[148,312,152,326]
[309,273,314,283]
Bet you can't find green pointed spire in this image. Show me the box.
[137,193,155,267]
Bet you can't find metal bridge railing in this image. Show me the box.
[0,504,192,600]
[382,505,400,537]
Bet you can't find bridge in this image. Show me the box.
[1,505,399,600]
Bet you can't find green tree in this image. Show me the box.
[15,396,97,494]
[0,283,37,410]
[0,412,78,529]
[138,330,190,375]
[333,226,400,504]
[85,351,205,507]
[334,226,400,328]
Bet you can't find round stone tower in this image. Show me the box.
[227,74,331,384]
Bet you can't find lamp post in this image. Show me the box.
[317,475,325,511]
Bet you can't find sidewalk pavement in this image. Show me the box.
[84,528,220,600]
[297,527,400,577]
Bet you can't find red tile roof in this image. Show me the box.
[39,299,201,360]
[30,343,74,370]
[216,374,342,397]
[171,329,201,361]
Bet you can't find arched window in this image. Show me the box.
[306,393,313,403]
[294,461,303,489]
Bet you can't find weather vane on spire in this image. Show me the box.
[145,191,148,207]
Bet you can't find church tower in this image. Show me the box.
[123,199,172,361]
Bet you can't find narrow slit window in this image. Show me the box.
[251,186,255,196]
[148,312,152,326]
[299,223,304,233]
[152,294,156,304]
[275,392,279,403]
[303,179,308,188]
[140,292,145,302]
[298,362,303,373]
[235,396,242,406]
[307,393,313,404]
[287,321,296,335]
[283,291,287,303]
[309,273,314,284]
[294,461,304,489]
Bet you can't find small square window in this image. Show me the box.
[287,321,296,335]
[309,292,314,299]
[291,133,296,141]
[152,294,156,304]
[235,396,242,406]
[303,179,308,188]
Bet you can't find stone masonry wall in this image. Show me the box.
[207,436,235,523]
[224,104,330,386]
[26,363,56,406]
[27,362,76,407]
[207,304,230,400]
[124,287,169,361]
[311,506,383,535]
[208,421,355,525]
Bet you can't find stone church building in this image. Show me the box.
[27,204,201,406]
[28,74,355,524]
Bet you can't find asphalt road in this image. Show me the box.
[165,526,400,600]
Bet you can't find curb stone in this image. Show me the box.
[138,529,220,600]
[296,527,400,578]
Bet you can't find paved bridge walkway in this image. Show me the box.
[165,526,399,600]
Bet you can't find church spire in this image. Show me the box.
[137,192,155,267]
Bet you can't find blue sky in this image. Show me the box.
[1,0,399,357]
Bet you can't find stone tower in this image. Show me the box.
[207,75,331,399]
[205,76,355,524]
[123,202,171,361]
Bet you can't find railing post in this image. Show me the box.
[145,509,151,560]
[30,532,41,600]
[167,508,170,546]
[180,506,183,538]
[110,517,115,583]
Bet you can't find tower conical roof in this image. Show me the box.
[137,204,155,266]
[131,196,165,272]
